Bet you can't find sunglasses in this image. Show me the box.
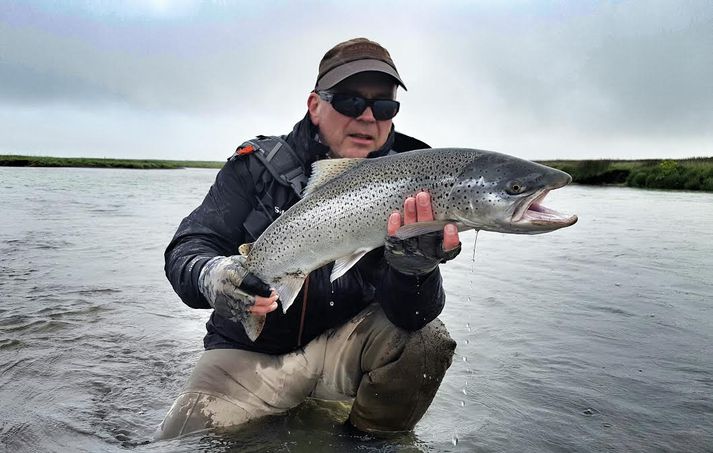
[317,91,400,121]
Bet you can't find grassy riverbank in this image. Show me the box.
[0,155,223,169]
[539,157,713,192]
[3,154,712,192]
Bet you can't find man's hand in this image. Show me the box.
[385,191,461,275]
[198,255,279,321]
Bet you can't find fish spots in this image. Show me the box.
[247,148,497,281]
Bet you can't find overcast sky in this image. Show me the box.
[1,0,712,161]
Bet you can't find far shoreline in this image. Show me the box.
[2,154,712,192]
[0,155,223,170]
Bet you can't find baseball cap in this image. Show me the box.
[315,38,406,91]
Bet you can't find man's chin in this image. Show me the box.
[337,140,386,158]
[332,145,376,159]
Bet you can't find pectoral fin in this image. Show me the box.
[330,247,375,282]
[394,221,450,239]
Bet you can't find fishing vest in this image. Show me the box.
[233,135,310,242]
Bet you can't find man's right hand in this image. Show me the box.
[198,256,279,322]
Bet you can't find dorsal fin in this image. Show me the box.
[303,158,364,196]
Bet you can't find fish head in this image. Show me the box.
[446,150,578,234]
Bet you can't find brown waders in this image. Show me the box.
[157,304,455,439]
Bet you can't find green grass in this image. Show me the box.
[538,157,713,192]
[0,155,224,169]
[3,154,712,192]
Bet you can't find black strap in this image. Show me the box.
[238,135,308,241]
[245,136,308,198]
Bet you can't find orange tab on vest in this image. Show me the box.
[236,144,255,156]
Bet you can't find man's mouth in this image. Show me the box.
[348,133,374,142]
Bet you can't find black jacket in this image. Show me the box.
[164,114,447,354]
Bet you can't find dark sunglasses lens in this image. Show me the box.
[331,95,367,117]
[371,100,399,120]
[329,94,399,120]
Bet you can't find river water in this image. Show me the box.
[1,166,711,452]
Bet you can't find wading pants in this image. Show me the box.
[157,304,456,439]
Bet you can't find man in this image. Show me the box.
[158,37,460,439]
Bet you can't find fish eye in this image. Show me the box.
[506,180,525,195]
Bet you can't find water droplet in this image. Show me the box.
[462,356,468,362]
[465,322,471,332]
[452,434,459,446]
[415,310,419,315]
[423,373,428,379]
[329,301,334,307]
[460,400,465,407]
[462,388,467,395]
[464,339,469,344]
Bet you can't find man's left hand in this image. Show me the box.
[384,191,461,275]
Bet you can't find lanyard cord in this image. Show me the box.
[296,274,310,347]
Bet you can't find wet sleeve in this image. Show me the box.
[358,249,446,331]
[164,158,255,309]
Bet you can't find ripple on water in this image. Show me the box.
[0,356,37,378]
[0,422,40,453]
[36,302,109,321]
[2,318,75,334]
[0,339,25,350]
[587,305,635,317]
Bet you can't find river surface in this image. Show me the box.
[1,166,711,452]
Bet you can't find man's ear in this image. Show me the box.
[307,92,321,126]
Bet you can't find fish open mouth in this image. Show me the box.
[513,189,578,228]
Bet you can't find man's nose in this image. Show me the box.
[356,106,376,122]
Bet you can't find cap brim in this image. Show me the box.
[315,59,407,91]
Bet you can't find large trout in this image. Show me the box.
[238,148,578,340]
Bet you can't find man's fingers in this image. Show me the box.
[250,301,278,315]
[249,291,279,315]
[387,211,401,236]
[443,223,460,251]
[403,197,417,224]
[415,192,434,222]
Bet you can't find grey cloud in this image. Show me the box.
[452,1,713,138]
[0,4,315,112]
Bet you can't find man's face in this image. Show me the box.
[308,72,398,158]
